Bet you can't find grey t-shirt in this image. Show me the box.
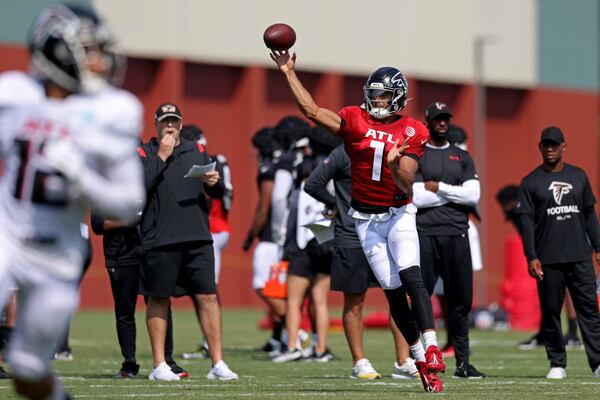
[304,145,360,249]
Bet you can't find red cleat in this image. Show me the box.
[425,345,446,373]
[416,361,443,393]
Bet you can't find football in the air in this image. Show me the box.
[263,23,296,51]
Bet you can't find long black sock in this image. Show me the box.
[165,305,174,363]
[398,266,435,331]
[0,327,12,352]
[58,325,70,353]
[383,287,419,344]
[272,321,283,342]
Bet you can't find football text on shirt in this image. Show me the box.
[546,181,579,218]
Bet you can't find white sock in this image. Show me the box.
[423,331,438,350]
[409,341,426,362]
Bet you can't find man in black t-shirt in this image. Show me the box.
[497,185,583,350]
[413,102,485,378]
[516,126,600,380]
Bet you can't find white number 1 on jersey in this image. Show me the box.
[369,140,385,181]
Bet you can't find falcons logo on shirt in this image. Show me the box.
[548,181,572,205]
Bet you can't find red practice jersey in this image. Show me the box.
[209,198,230,233]
[337,106,429,208]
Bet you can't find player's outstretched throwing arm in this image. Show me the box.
[270,50,341,134]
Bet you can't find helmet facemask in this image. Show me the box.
[364,86,405,119]
[28,4,125,94]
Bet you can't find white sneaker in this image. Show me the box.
[593,365,600,378]
[351,358,382,380]
[148,362,181,381]
[54,351,73,361]
[272,348,303,363]
[392,358,418,379]
[546,367,566,379]
[207,360,238,380]
[298,330,313,358]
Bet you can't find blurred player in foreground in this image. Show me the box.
[0,4,144,398]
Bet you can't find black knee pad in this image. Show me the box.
[399,266,426,291]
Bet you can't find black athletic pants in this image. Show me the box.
[108,265,175,363]
[537,260,600,371]
[419,234,473,366]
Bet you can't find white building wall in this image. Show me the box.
[94,0,537,87]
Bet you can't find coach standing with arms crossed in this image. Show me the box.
[516,126,600,380]
[138,103,238,381]
[412,102,485,379]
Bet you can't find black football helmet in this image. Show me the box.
[27,3,124,93]
[252,127,282,160]
[308,125,343,156]
[273,116,310,151]
[181,125,207,145]
[363,67,408,119]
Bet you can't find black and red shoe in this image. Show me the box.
[167,360,189,378]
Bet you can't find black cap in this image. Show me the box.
[539,126,564,144]
[154,103,182,121]
[425,102,453,120]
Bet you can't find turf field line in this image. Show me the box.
[74,393,190,398]
[356,382,418,387]
[86,384,242,388]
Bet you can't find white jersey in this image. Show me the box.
[0,71,144,279]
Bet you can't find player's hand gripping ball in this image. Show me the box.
[263,23,296,51]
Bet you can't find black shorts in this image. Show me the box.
[287,244,332,280]
[140,241,216,297]
[331,247,379,293]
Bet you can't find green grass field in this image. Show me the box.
[1,309,599,399]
